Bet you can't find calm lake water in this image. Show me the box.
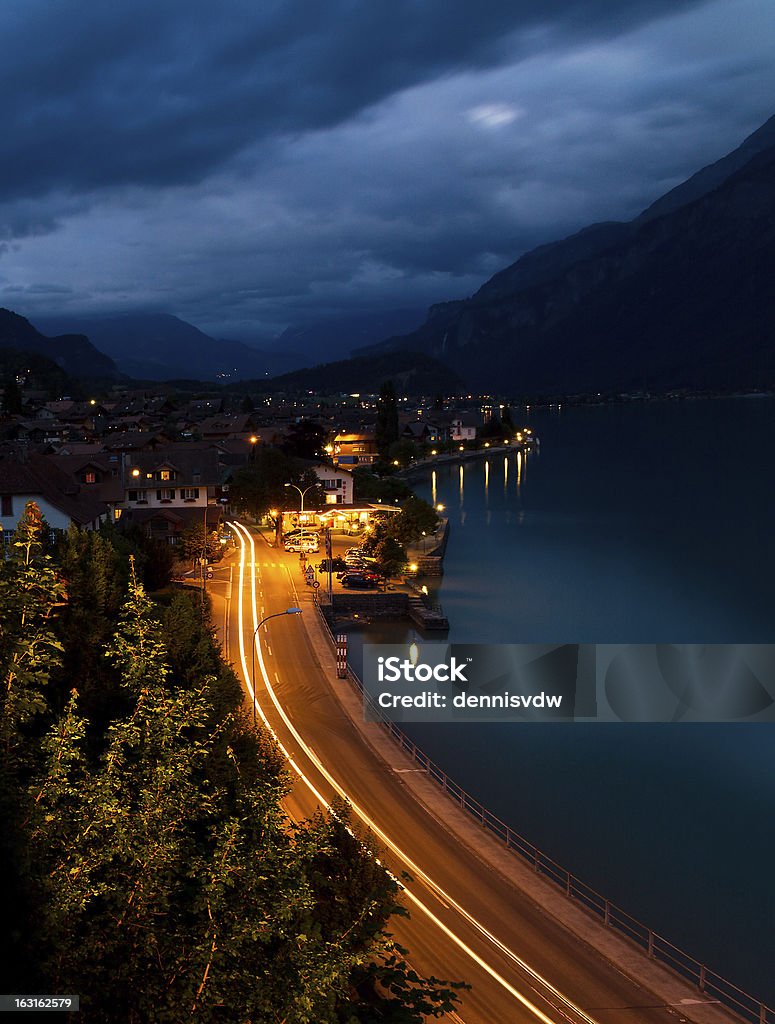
[347,397,775,1004]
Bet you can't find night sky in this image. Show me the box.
[2,0,774,348]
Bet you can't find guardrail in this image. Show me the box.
[313,603,772,1024]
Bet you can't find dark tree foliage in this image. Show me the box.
[363,497,438,553]
[375,380,399,457]
[0,521,465,1021]
[282,418,328,460]
[479,414,503,439]
[351,468,411,505]
[229,446,324,519]
[372,537,407,580]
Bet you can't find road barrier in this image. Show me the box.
[313,602,772,1024]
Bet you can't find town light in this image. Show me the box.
[131,468,140,477]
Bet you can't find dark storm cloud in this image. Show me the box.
[1,0,706,202]
[2,0,774,341]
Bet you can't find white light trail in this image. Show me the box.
[228,521,600,1024]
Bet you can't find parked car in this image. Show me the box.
[284,537,320,553]
[340,572,379,589]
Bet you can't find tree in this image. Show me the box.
[375,381,399,457]
[282,419,328,460]
[352,468,412,505]
[387,438,418,468]
[25,563,314,1021]
[0,502,66,751]
[372,537,406,581]
[389,497,438,547]
[0,501,66,993]
[180,522,221,564]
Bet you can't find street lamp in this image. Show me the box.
[284,482,316,551]
[250,608,302,727]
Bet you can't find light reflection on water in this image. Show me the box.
[347,398,775,1002]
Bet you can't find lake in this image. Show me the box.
[347,397,775,1004]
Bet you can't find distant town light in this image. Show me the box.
[431,449,437,455]
[459,445,464,451]
[131,468,140,477]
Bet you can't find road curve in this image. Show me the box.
[221,522,734,1024]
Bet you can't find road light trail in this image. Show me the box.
[229,521,601,1024]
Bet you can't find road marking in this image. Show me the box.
[229,522,598,1024]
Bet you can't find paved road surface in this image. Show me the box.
[211,523,738,1024]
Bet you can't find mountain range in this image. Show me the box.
[362,114,775,394]
[5,114,775,395]
[0,309,120,380]
[33,313,305,381]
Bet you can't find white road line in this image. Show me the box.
[229,521,599,1024]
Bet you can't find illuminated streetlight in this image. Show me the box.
[251,608,302,727]
[284,482,316,551]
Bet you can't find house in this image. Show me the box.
[46,452,125,519]
[449,415,478,442]
[401,420,441,444]
[308,463,353,505]
[116,447,223,543]
[0,454,109,547]
[332,432,378,467]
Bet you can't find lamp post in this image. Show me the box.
[250,608,302,727]
[284,482,316,552]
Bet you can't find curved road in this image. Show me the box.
[218,522,734,1024]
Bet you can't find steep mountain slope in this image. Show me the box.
[0,309,120,379]
[364,115,775,394]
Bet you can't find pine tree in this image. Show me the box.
[0,501,66,992]
[0,501,66,756]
